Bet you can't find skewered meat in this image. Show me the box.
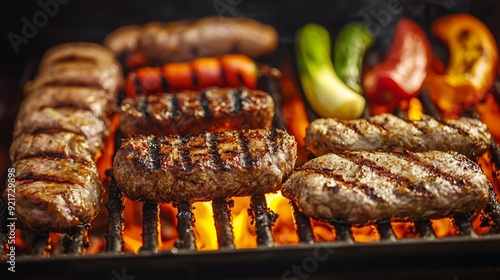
[104,17,278,64]
[3,42,122,233]
[282,150,489,225]
[305,113,491,159]
[120,88,274,137]
[113,129,297,203]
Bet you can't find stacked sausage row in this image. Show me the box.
[6,43,123,233]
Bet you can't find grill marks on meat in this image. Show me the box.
[13,157,102,232]
[113,129,297,203]
[27,43,123,96]
[10,132,96,164]
[4,43,122,233]
[281,150,489,225]
[16,86,114,123]
[120,87,274,137]
[14,107,108,152]
[305,113,492,159]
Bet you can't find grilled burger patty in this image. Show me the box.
[3,43,122,233]
[120,88,274,137]
[305,113,491,159]
[113,129,297,203]
[282,150,489,225]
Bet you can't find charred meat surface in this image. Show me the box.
[113,129,297,203]
[305,113,491,159]
[6,157,102,233]
[120,87,274,137]
[25,61,123,97]
[105,17,278,63]
[282,150,489,225]
[10,132,96,164]
[13,107,108,152]
[17,85,114,122]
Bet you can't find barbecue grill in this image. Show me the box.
[2,0,500,279]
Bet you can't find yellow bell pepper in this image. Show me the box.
[426,14,498,113]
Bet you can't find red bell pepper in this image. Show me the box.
[363,18,433,111]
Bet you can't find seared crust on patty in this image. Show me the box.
[113,129,297,203]
[282,150,489,225]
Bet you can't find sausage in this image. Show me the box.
[120,87,274,137]
[104,17,279,65]
[125,54,261,96]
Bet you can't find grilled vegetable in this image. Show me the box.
[426,14,498,113]
[296,24,365,119]
[125,54,279,97]
[363,18,432,111]
[333,22,374,94]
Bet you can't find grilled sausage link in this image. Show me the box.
[305,113,491,159]
[104,17,278,64]
[113,129,297,203]
[4,43,122,233]
[282,150,489,225]
[120,87,274,137]
[125,54,259,96]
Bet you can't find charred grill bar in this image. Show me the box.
[376,222,398,241]
[212,198,236,250]
[249,194,275,247]
[486,184,500,231]
[30,234,50,257]
[414,220,437,240]
[105,171,125,254]
[175,202,197,250]
[330,220,354,243]
[140,202,160,253]
[290,202,315,244]
[62,225,90,255]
